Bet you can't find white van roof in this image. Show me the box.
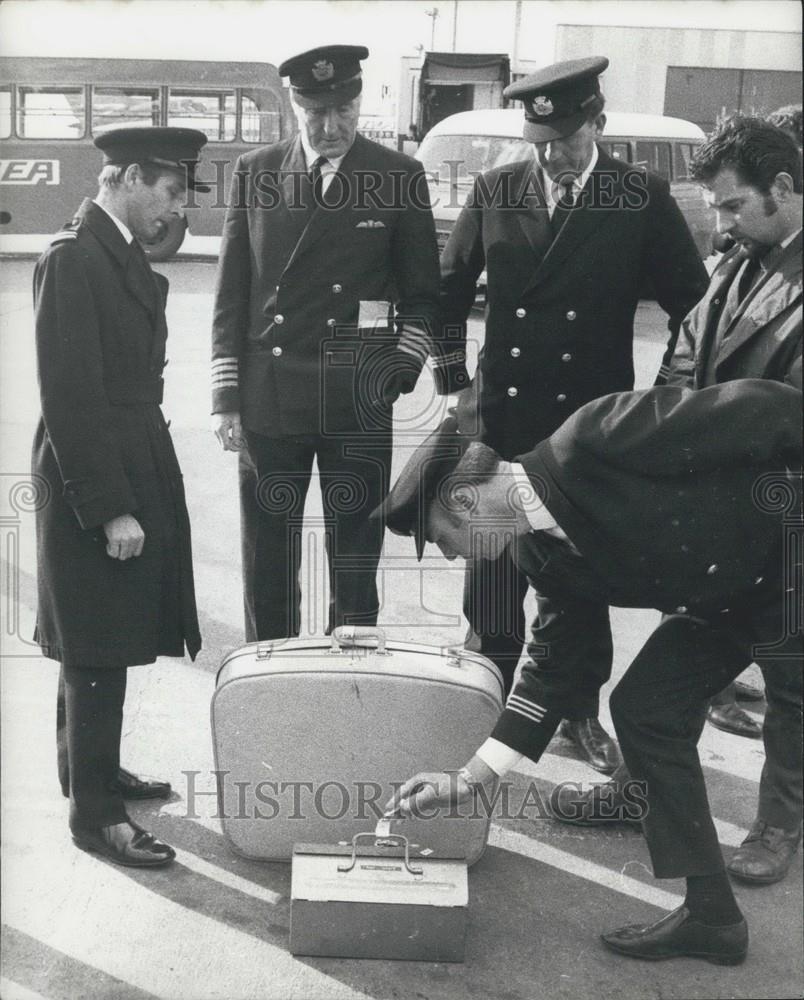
[425,108,705,141]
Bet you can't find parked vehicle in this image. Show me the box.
[0,56,295,260]
[416,108,713,260]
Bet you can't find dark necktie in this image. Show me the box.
[310,155,329,208]
[550,180,577,237]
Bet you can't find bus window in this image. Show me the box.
[673,142,697,180]
[168,90,236,141]
[92,87,159,133]
[241,91,282,144]
[601,140,631,162]
[17,87,85,138]
[635,140,672,179]
[0,88,10,138]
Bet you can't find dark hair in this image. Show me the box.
[690,114,802,194]
[583,91,606,123]
[767,104,803,149]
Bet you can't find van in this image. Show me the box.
[415,108,714,260]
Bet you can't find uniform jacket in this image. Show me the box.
[31,199,201,668]
[493,379,802,758]
[211,132,440,436]
[663,231,802,389]
[515,380,801,617]
[436,149,709,458]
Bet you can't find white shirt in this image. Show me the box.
[541,144,599,219]
[92,199,133,244]
[298,129,348,196]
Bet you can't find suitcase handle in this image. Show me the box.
[330,625,388,655]
[337,832,423,876]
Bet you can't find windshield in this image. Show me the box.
[418,133,535,187]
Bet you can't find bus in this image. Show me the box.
[0,56,295,260]
[416,108,715,261]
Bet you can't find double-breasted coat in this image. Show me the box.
[435,148,709,458]
[211,132,440,434]
[32,199,201,668]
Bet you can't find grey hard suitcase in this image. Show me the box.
[211,626,504,863]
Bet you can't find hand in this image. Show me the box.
[383,771,475,818]
[379,356,420,406]
[213,411,244,451]
[103,514,145,560]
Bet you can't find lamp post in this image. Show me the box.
[425,7,439,50]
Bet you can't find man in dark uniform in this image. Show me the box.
[211,44,440,641]
[383,377,802,964]
[432,57,708,771]
[559,116,803,885]
[33,127,205,866]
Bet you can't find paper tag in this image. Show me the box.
[374,818,392,838]
[358,300,392,329]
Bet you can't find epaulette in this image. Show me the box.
[48,219,80,247]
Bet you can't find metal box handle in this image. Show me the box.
[337,831,423,876]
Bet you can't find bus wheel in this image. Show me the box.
[143,216,187,262]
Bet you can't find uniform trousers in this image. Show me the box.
[241,429,392,641]
[56,664,129,830]
[463,545,613,701]
[610,604,803,879]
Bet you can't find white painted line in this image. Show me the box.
[514,753,750,847]
[0,979,50,1000]
[489,824,683,911]
[173,848,282,905]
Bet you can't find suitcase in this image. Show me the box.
[211,626,504,863]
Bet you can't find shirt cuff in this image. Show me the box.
[510,462,558,532]
[475,737,523,778]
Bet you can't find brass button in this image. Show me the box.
[566,310,577,321]
[274,314,284,324]
[675,605,688,614]
[507,387,518,397]
[332,283,343,293]
[326,318,336,327]
[707,563,718,575]
[272,346,283,357]
[510,347,521,357]
[556,393,567,402]
[515,307,526,318]
[561,352,572,362]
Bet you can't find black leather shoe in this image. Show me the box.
[550,780,644,827]
[559,718,620,774]
[110,767,172,800]
[72,820,176,868]
[601,905,748,964]
[733,679,764,702]
[727,821,801,884]
[707,702,762,738]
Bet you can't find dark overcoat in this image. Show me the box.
[435,149,709,458]
[211,132,440,435]
[32,199,201,668]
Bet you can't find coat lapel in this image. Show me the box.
[524,149,623,293]
[79,199,159,322]
[281,133,371,276]
[715,232,803,370]
[509,161,553,262]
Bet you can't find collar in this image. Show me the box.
[92,199,134,244]
[780,226,802,250]
[298,129,348,173]
[540,143,599,209]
